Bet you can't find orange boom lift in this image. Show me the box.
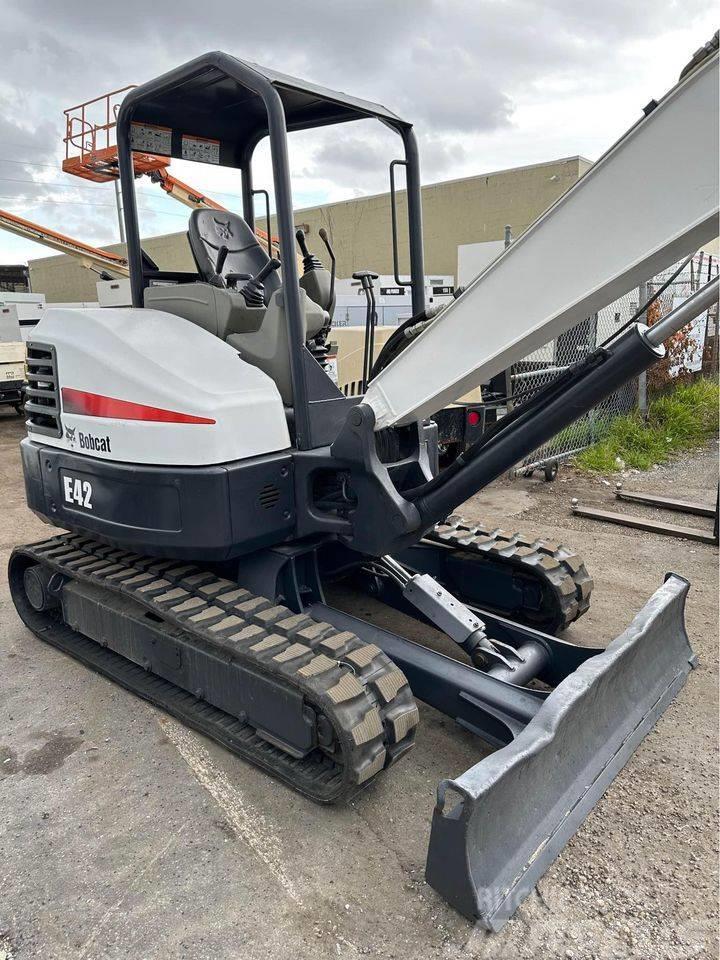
[62,86,279,255]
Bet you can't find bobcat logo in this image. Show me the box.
[214,218,233,241]
[65,426,76,446]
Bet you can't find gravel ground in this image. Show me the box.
[0,406,717,960]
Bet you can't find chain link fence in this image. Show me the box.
[648,253,719,379]
[510,252,719,472]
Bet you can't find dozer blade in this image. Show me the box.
[425,573,694,930]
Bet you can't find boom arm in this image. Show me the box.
[365,42,719,430]
[148,168,228,211]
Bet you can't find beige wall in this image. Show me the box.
[282,156,590,280]
[28,157,590,302]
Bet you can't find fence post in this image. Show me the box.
[637,280,648,419]
[707,257,719,375]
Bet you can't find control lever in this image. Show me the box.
[295,229,323,273]
[215,244,229,275]
[318,228,336,308]
[238,257,281,307]
[352,270,379,391]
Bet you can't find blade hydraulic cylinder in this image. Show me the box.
[378,556,523,670]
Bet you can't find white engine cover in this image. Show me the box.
[31,307,291,466]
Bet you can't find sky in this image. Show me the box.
[0,0,715,263]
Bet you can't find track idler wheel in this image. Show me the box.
[23,564,62,612]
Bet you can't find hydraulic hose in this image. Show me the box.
[370,301,450,380]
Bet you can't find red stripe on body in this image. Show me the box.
[61,387,216,424]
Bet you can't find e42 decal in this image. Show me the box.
[63,476,93,510]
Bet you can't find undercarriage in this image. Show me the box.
[10,535,419,801]
[9,520,694,929]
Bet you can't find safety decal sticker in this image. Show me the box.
[130,122,172,155]
[181,134,220,164]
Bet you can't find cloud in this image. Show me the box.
[0,103,58,197]
[0,0,716,262]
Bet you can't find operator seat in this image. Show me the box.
[187,209,280,304]
[146,207,327,407]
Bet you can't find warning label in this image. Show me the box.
[181,134,220,164]
[130,122,172,155]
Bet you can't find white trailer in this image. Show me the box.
[0,306,25,412]
[0,292,46,341]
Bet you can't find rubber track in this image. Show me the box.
[425,515,594,631]
[10,534,419,803]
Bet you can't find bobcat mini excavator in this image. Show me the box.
[9,36,719,930]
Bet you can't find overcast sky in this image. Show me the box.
[0,1,715,263]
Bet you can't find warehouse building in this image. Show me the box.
[27,156,591,302]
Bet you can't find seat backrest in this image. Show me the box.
[187,209,280,303]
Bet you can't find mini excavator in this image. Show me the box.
[9,34,719,929]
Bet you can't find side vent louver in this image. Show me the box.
[25,342,62,438]
[258,483,281,509]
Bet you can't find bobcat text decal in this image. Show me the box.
[64,426,111,453]
[79,431,111,453]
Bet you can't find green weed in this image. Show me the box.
[575,378,719,472]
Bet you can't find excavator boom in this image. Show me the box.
[365,45,718,430]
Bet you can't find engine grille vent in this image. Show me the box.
[258,483,281,509]
[25,342,62,438]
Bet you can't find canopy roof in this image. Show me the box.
[118,51,409,166]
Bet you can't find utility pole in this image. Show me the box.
[114,178,126,245]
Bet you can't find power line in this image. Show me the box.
[0,172,194,209]
[0,173,240,204]
[0,156,247,203]
[0,156,64,170]
[0,175,107,190]
[0,195,117,208]
[0,194,188,218]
